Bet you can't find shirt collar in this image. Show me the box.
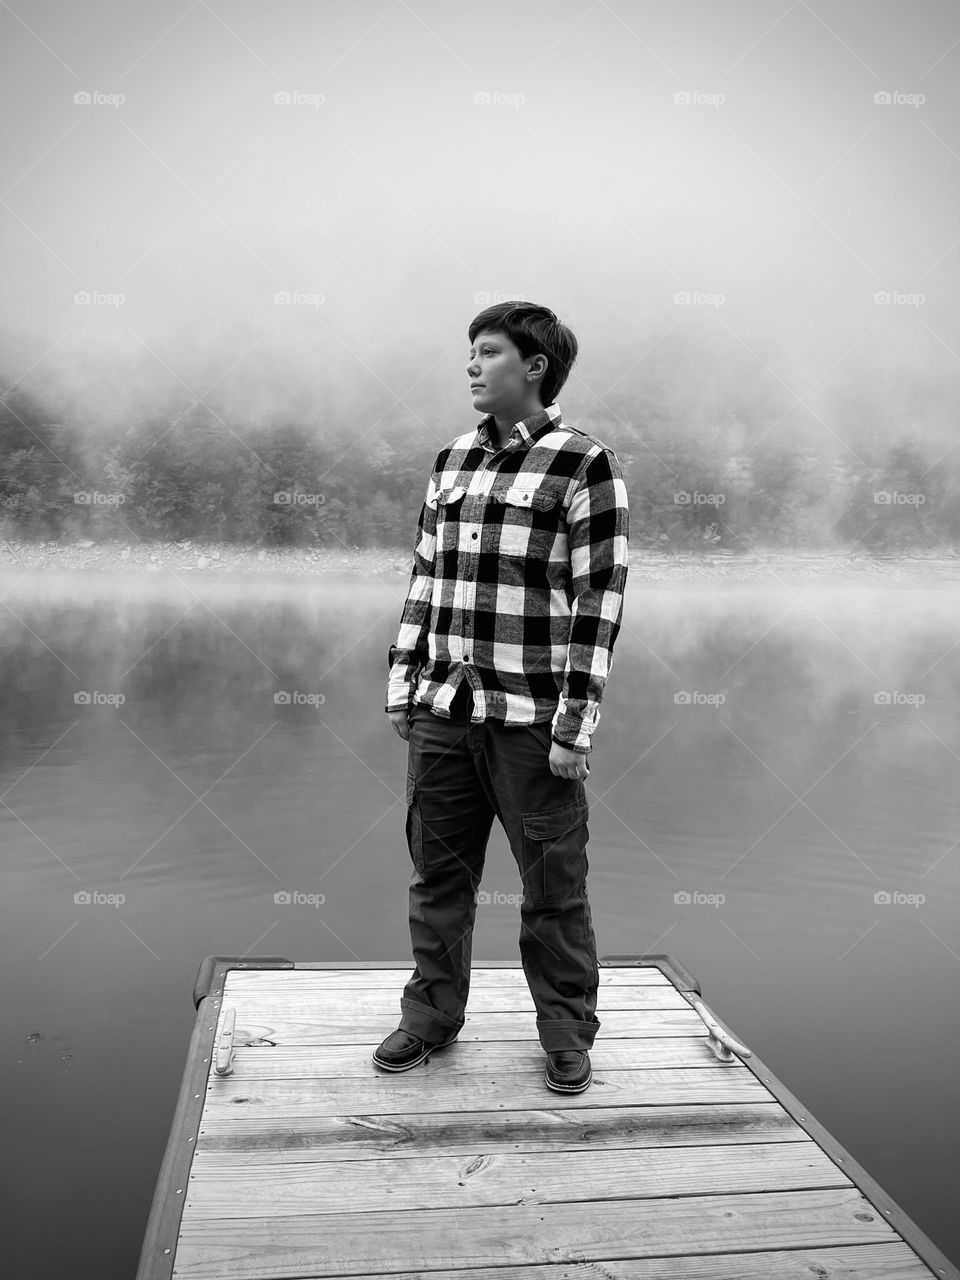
[477,402,562,453]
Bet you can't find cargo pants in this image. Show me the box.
[398,686,601,1053]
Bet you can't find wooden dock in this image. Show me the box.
[135,955,958,1279]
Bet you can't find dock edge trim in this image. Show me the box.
[603,953,957,1280]
[134,956,295,1280]
[737,1041,959,1279]
[193,954,295,1008]
[599,951,701,995]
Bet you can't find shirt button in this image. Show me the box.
[472,532,478,539]
[463,654,470,663]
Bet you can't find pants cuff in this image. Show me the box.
[536,1016,600,1053]
[400,997,463,1043]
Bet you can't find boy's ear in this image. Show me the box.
[527,354,548,380]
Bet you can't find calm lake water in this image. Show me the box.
[3,567,959,1275]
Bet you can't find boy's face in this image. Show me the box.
[467,329,543,416]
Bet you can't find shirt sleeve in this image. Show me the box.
[550,448,630,753]
[385,470,439,713]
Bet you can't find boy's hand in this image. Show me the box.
[549,740,590,780]
[387,709,411,741]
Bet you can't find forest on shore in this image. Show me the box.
[1,383,956,555]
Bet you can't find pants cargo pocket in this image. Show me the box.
[405,768,425,875]
[520,797,589,906]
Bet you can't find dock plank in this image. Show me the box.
[286,1243,935,1280]
[204,1066,770,1116]
[216,1036,729,1077]
[217,985,690,1012]
[225,967,671,988]
[171,1187,899,1278]
[195,1101,805,1162]
[202,1009,706,1044]
[185,1140,849,1218]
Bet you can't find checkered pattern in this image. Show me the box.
[385,402,629,753]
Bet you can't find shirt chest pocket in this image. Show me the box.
[490,480,567,559]
[433,485,467,551]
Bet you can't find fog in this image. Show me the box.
[1,0,956,454]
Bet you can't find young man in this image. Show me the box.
[375,301,629,1092]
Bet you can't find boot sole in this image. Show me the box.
[544,1067,593,1093]
[372,1034,459,1072]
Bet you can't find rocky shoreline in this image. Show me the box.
[2,538,960,582]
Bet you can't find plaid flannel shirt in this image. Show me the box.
[385,402,629,753]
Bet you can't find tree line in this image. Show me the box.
[1,388,956,554]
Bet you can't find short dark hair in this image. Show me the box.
[468,301,578,407]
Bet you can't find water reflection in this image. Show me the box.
[2,567,959,1272]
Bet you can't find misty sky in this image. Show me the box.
[1,0,957,442]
